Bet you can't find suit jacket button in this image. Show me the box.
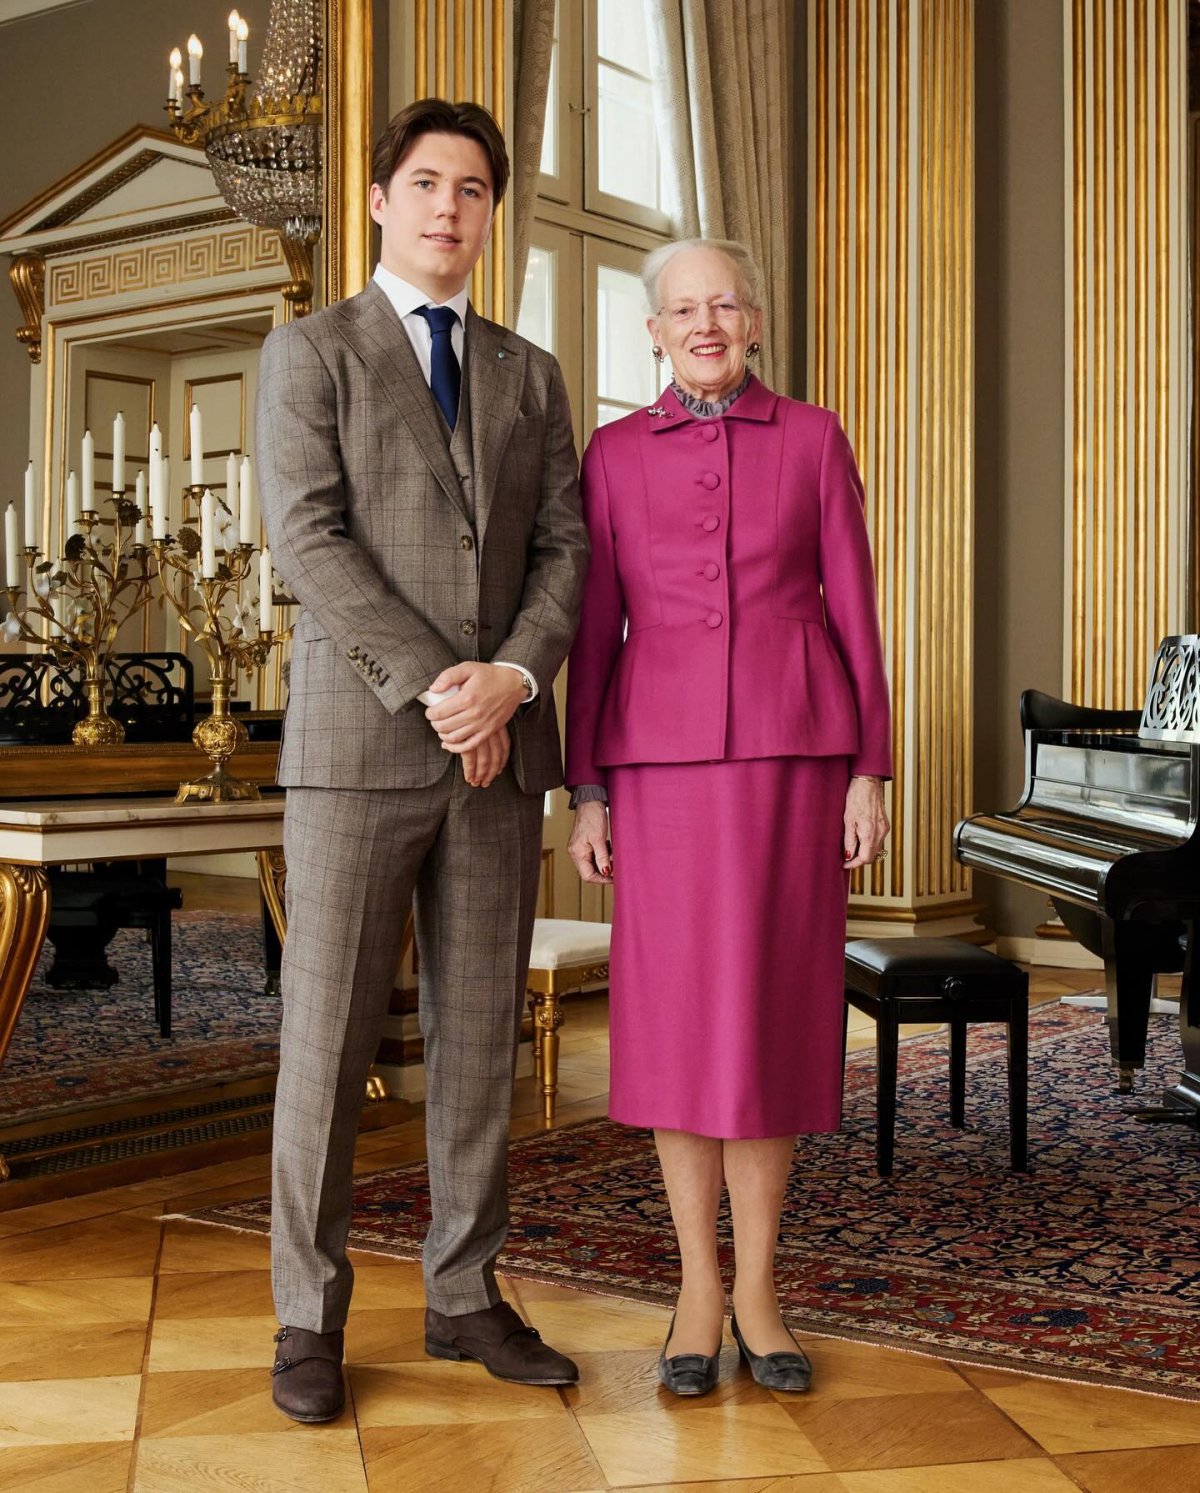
[459,534,474,550]
[699,471,720,489]
[700,424,719,442]
[461,620,476,636]
[705,610,723,628]
[701,514,720,532]
[703,562,720,580]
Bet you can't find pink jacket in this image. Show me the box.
[565,379,892,787]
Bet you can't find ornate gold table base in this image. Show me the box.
[527,959,610,1127]
[0,867,52,1181]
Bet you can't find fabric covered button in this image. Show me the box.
[699,471,720,489]
[703,562,720,580]
[705,611,723,628]
[701,514,720,532]
[700,424,719,442]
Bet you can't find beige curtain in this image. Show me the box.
[511,0,556,322]
[646,0,791,393]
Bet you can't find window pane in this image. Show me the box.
[540,30,558,177]
[597,0,650,75]
[598,65,659,209]
[597,264,656,408]
[517,245,556,354]
[597,401,638,428]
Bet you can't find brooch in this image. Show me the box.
[647,405,668,417]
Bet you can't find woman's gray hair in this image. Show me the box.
[641,237,764,313]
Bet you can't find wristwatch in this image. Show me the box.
[495,660,537,702]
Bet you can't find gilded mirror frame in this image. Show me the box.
[324,0,374,303]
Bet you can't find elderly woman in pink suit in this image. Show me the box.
[566,238,891,1396]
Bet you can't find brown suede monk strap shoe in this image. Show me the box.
[425,1301,579,1386]
[271,1325,346,1422]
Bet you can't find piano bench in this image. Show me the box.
[844,938,1029,1177]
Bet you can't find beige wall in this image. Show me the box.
[973,0,1068,938]
[0,0,249,509]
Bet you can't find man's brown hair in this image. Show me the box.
[371,98,510,204]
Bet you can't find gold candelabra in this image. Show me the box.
[2,494,153,747]
[153,486,289,803]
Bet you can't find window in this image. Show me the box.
[520,0,672,441]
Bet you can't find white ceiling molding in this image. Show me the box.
[0,0,94,26]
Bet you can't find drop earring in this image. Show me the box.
[746,341,761,358]
[652,345,665,362]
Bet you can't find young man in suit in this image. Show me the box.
[256,99,589,1422]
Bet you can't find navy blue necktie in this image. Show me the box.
[415,304,461,429]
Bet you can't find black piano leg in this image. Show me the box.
[1102,920,1153,1094]
[1165,922,1200,1115]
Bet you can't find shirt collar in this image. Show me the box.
[373,263,470,326]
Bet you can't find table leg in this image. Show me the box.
[0,865,51,1181]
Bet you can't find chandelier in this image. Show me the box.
[166,0,323,243]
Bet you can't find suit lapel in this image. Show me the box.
[465,307,526,542]
[331,281,470,522]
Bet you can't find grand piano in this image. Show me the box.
[955,635,1200,1114]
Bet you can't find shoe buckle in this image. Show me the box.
[273,1327,289,1344]
[271,1356,292,1376]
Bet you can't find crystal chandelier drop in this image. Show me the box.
[166,0,323,243]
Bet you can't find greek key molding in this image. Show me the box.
[48,225,287,309]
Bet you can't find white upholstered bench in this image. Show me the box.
[526,918,612,1126]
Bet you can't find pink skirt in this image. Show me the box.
[606,756,850,1139]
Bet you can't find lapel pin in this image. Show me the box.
[497,349,507,359]
[648,405,667,417]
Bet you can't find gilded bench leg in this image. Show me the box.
[0,865,51,1181]
[528,995,544,1078]
[533,991,565,1126]
[256,848,402,1104]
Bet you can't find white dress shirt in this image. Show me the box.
[372,262,536,704]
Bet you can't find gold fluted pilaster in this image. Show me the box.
[404,0,508,325]
[324,0,373,303]
[808,0,977,930]
[1065,0,1187,707]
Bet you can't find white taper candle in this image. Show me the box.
[200,488,217,578]
[81,429,95,512]
[259,546,272,632]
[5,504,19,587]
[187,34,202,86]
[189,403,204,486]
[237,18,248,72]
[226,451,240,531]
[135,470,148,547]
[112,412,125,493]
[23,462,36,550]
[65,471,80,537]
[239,455,255,545]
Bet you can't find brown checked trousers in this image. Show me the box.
[256,282,587,1330]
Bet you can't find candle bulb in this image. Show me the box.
[112,412,125,494]
[189,403,204,487]
[174,67,185,104]
[187,33,202,86]
[23,462,36,550]
[5,504,19,588]
[81,429,95,513]
[239,455,255,545]
[162,457,172,536]
[168,46,181,98]
[228,10,240,62]
[134,470,148,547]
[200,488,217,579]
[65,471,80,537]
[226,451,240,533]
[259,546,272,632]
[149,424,164,538]
[237,18,248,72]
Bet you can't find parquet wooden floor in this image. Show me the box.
[0,877,1196,1491]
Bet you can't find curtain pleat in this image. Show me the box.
[511,0,556,322]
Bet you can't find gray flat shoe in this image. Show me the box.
[730,1314,812,1392]
[657,1311,721,1396]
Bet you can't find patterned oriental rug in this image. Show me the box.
[0,912,278,1124]
[183,1003,1200,1401]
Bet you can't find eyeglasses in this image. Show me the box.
[657,298,746,326]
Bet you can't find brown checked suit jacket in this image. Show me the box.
[255,280,589,794]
